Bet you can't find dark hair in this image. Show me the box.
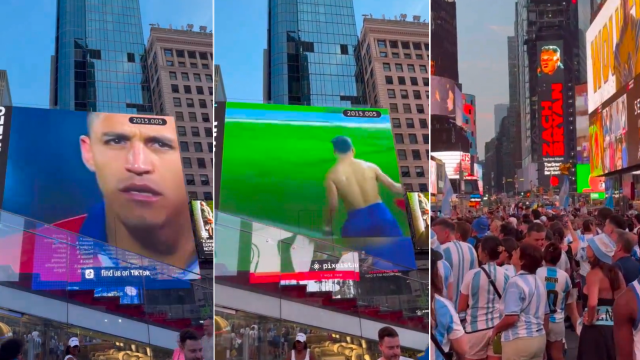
[499,224,518,239]
[430,258,443,296]
[433,218,456,232]
[179,329,200,345]
[522,218,533,226]
[543,242,563,265]
[480,236,503,261]
[597,207,614,223]
[522,213,531,221]
[378,326,399,343]
[455,221,471,241]
[532,209,542,220]
[501,237,519,259]
[608,214,626,230]
[526,222,546,235]
[0,338,24,360]
[545,229,553,242]
[548,222,565,244]
[633,213,640,225]
[331,136,353,154]
[589,256,623,294]
[582,219,594,233]
[519,243,544,273]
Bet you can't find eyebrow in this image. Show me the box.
[101,131,176,145]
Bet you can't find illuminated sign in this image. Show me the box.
[432,151,471,179]
[541,83,565,157]
[469,194,482,202]
[538,40,566,174]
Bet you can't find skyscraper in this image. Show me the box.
[493,104,507,134]
[0,70,11,106]
[430,0,458,83]
[264,0,363,107]
[51,0,152,114]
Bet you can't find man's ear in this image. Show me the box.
[79,135,96,172]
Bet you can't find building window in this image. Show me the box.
[185,174,195,186]
[182,157,192,168]
[177,126,187,136]
[380,52,387,58]
[404,53,411,59]
[173,98,182,107]
[205,74,213,83]
[408,65,416,73]
[403,104,412,113]
[178,62,186,67]
[377,40,386,48]
[191,127,200,137]
[410,77,419,86]
[186,99,194,108]
[190,63,198,69]
[383,63,391,72]
[200,175,210,186]
[400,90,409,99]
[416,104,425,114]
[415,166,425,178]
[196,86,204,95]
[209,87,214,95]
[398,76,406,85]
[392,118,401,128]
[176,50,185,58]
[400,166,411,178]
[392,53,400,58]
[416,54,423,60]
[406,118,415,128]
[208,142,213,152]
[404,183,414,191]
[169,72,177,80]
[188,191,198,200]
[389,41,399,49]
[389,103,398,113]
[199,51,209,60]
[202,113,210,122]
[202,64,210,70]
[184,85,192,94]
[175,111,184,121]
[395,64,403,72]
[171,84,180,93]
[401,41,411,50]
[197,158,207,169]
[412,149,421,161]
[182,73,190,81]
[188,112,197,122]
[420,65,427,74]
[408,134,418,144]
[180,141,189,152]
[413,42,423,51]
[204,127,213,137]
[385,76,393,85]
[127,53,136,63]
[419,118,428,128]
[418,183,428,192]
[164,49,173,57]
[394,133,404,144]
[194,142,203,152]
[199,99,208,108]
[203,192,213,201]
[387,89,396,99]
[422,77,429,86]
[422,134,429,144]
[413,90,422,100]
[188,51,197,59]
[340,44,349,54]
[166,60,174,66]
[397,149,407,160]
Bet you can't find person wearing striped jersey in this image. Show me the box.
[432,231,454,301]
[490,243,549,360]
[536,242,573,360]
[432,218,478,311]
[458,236,510,360]
[613,274,640,360]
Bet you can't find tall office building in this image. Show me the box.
[430,0,458,83]
[145,26,213,201]
[356,17,429,192]
[0,70,11,106]
[214,65,227,102]
[51,0,152,114]
[493,104,508,135]
[264,0,363,107]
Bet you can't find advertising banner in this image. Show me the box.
[190,200,213,260]
[475,163,484,195]
[455,86,464,126]
[537,40,566,175]
[577,163,605,194]
[625,79,640,167]
[0,107,200,300]
[431,151,471,179]
[217,102,416,283]
[586,0,640,113]
[405,192,429,247]
[429,160,437,194]
[576,84,589,164]
[431,76,457,117]
[214,101,226,210]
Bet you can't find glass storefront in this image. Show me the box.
[214,309,424,360]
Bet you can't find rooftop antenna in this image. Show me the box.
[413,15,421,22]
[186,24,194,31]
[199,25,207,32]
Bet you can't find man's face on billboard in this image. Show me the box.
[540,49,560,75]
[80,113,187,241]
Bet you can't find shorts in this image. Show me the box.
[547,321,565,342]
[465,329,496,359]
[502,334,546,360]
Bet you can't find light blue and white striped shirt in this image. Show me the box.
[433,295,465,360]
[502,264,516,277]
[536,266,572,323]
[438,260,453,299]
[502,271,549,342]
[442,240,478,308]
[460,262,511,332]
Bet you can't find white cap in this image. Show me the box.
[540,216,547,223]
[68,338,80,347]
[295,333,306,342]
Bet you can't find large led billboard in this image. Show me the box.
[537,40,566,175]
[586,0,640,113]
[0,107,200,298]
[190,200,213,260]
[431,151,471,179]
[429,160,437,194]
[576,84,589,164]
[625,79,640,167]
[577,163,605,194]
[475,163,484,195]
[214,101,226,209]
[431,76,457,117]
[217,102,416,283]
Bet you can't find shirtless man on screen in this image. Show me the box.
[323,136,404,238]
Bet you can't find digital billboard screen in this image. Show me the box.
[577,163,605,194]
[214,101,226,209]
[624,79,640,167]
[537,40,566,174]
[0,107,200,301]
[590,110,605,176]
[431,76,457,117]
[190,200,213,260]
[405,192,428,248]
[576,84,589,164]
[475,163,484,195]
[217,102,416,283]
[429,160,437,194]
[431,151,471,179]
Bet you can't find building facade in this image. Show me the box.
[356,17,429,192]
[493,104,508,135]
[430,0,458,83]
[0,71,11,106]
[52,0,152,114]
[264,0,363,107]
[145,26,213,201]
[462,93,477,162]
[484,137,497,195]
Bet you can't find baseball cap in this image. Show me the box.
[68,338,79,347]
[295,333,306,343]
[472,217,489,237]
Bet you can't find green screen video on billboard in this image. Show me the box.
[576,163,605,194]
[218,102,416,283]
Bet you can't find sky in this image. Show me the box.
[215,0,428,103]
[456,0,514,159]
[0,0,212,108]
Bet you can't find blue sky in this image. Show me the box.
[215,0,429,103]
[0,0,212,108]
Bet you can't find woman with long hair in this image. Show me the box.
[576,235,624,360]
[498,237,519,277]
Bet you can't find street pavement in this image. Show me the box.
[566,328,579,359]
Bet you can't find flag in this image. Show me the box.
[441,172,454,217]
[605,180,614,209]
[558,176,570,209]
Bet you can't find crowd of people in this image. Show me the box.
[429,205,640,360]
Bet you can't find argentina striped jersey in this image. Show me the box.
[437,260,453,299]
[460,262,511,332]
[536,266,572,323]
[502,264,516,277]
[442,240,478,309]
[502,272,550,342]
[432,294,465,360]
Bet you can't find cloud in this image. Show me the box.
[488,25,513,37]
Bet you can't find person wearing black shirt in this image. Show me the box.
[613,229,640,285]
